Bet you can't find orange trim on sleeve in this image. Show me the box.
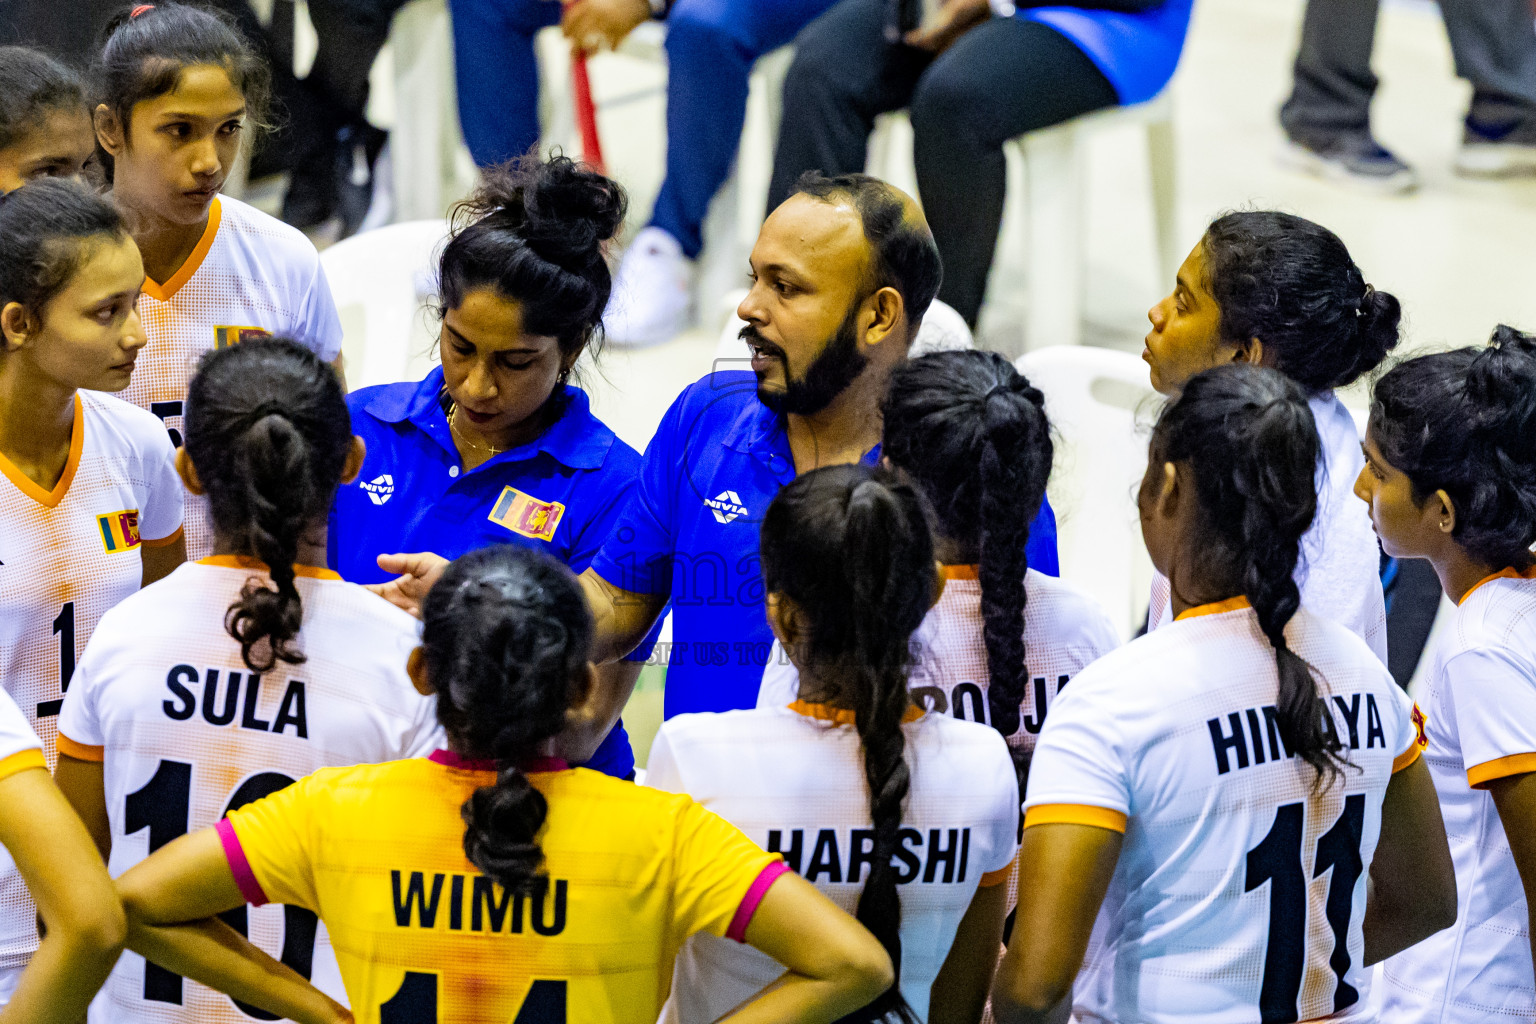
[1024,803,1128,833]
[142,198,220,302]
[978,862,1015,888]
[141,524,184,549]
[1393,703,1429,774]
[56,734,105,762]
[1467,752,1536,789]
[1459,564,1536,606]
[0,394,84,508]
[0,749,46,782]
[940,564,980,581]
[1175,596,1252,621]
[1392,744,1423,774]
[198,555,341,581]
[787,699,925,725]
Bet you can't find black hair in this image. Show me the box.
[421,545,592,896]
[793,171,942,328]
[1202,211,1400,392]
[0,47,86,152]
[184,338,351,673]
[881,350,1052,788]
[1370,325,1536,569]
[1150,363,1346,782]
[0,177,127,322]
[438,153,626,378]
[761,464,934,1024]
[91,3,272,184]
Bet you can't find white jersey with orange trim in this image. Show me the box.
[1378,566,1536,1023]
[1025,598,1423,1024]
[0,690,49,983]
[119,195,343,561]
[648,700,1019,1023]
[56,557,442,1023]
[1147,393,1388,664]
[0,390,182,966]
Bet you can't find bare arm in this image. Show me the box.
[54,754,112,860]
[116,829,349,1024]
[929,880,1009,1024]
[991,824,1122,1024]
[593,659,644,740]
[141,532,186,587]
[579,568,666,665]
[1486,771,1536,974]
[0,767,126,1024]
[720,871,893,1024]
[1363,757,1457,965]
[330,354,348,392]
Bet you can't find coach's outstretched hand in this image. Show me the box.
[367,552,451,618]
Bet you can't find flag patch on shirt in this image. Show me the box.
[97,510,142,553]
[488,488,565,541]
[214,325,272,349]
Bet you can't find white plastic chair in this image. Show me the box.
[385,0,478,222]
[1017,346,1162,641]
[869,92,1179,357]
[322,219,452,390]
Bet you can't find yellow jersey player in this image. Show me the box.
[992,365,1455,1024]
[112,544,895,1024]
[1358,327,1536,1023]
[91,3,344,560]
[0,178,183,980]
[55,339,441,1024]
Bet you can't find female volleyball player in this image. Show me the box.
[54,339,441,1023]
[0,177,183,984]
[0,47,94,193]
[1143,212,1400,661]
[111,543,894,1024]
[654,463,1020,1024]
[991,364,1455,1024]
[1359,327,1536,1021]
[92,2,345,559]
[329,154,659,779]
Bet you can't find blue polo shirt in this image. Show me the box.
[328,367,657,779]
[589,370,1058,719]
[1017,0,1195,105]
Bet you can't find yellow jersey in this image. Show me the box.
[219,752,786,1023]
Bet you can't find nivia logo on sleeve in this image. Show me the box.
[705,490,749,525]
[361,474,394,505]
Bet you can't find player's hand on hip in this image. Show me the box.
[562,0,649,54]
[366,552,451,618]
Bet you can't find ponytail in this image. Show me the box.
[1150,364,1346,783]
[761,465,933,1024]
[183,339,351,673]
[422,546,592,896]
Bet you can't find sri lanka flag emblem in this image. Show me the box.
[98,509,142,553]
[214,325,272,349]
[488,488,565,542]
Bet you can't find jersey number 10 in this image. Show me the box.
[1245,794,1366,1024]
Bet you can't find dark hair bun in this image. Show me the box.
[1353,285,1402,377]
[467,154,625,272]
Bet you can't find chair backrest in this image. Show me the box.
[322,219,452,390]
[1018,347,1162,641]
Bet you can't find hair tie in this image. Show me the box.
[129,4,155,17]
[1357,284,1375,315]
[231,400,291,434]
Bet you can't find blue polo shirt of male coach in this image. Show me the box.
[589,370,1059,719]
[328,367,659,778]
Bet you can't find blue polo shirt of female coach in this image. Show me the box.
[328,366,659,778]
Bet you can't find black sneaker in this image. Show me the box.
[1280,133,1418,194]
[1456,115,1536,177]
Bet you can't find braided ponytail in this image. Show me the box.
[761,465,934,1024]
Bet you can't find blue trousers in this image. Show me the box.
[447,0,838,258]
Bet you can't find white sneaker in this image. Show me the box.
[604,227,693,348]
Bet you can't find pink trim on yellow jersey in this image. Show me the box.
[1174,595,1253,621]
[940,564,980,581]
[725,861,790,943]
[141,524,184,548]
[0,749,45,784]
[142,198,221,302]
[788,699,925,726]
[216,818,270,906]
[56,734,105,762]
[1023,803,1129,834]
[0,394,84,508]
[197,555,343,581]
[1467,752,1536,789]
[1459,564,1536,606]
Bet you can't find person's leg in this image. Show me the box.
[1439,0,1536,173]
[908,18,1116,327]
[765,0,928,215]
[447,0,561,168]
[1278,0,1382,143]
[650,0,841,259]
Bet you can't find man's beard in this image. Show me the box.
[744,304,869,417]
